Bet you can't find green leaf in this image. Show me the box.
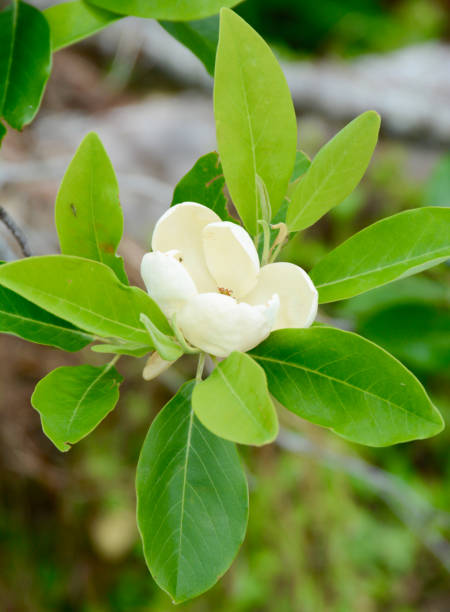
[0,256,171,345]
[0,121,6,145]
[136,381,248,603]
[91,341,151,357]
[0,283,93,351]
[171,151,234,222]
[55,132,128,284]
[214,8,297,234]
[250,328,444,447]
[140,313,183,361]
[0,1,52,130]
[160,15,219,76]
[290,150,311,183]
[287,111,380,232]
[32,363,122,452]
[44,0,120,52]
[311,207,450,303]
[87,0,241,20]
[192,351,278,446]
[423,152,450,207]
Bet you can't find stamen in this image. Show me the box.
[218,287,233,297]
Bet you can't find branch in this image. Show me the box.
[0,206,31,257]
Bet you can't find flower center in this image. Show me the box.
[218,287,233,297]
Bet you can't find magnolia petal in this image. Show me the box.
[140,250,197,318]
[244,262,318,330]
[142,352,176,381]
[202,221,260,298]
[177,292,279,357]
[152,202,219,292]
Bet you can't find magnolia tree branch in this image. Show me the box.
[0,206,32,258]
[277,428,450,572]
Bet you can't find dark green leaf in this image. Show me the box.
[87,0,241,20]
[32,363,122,452]
[359,303,450,374]
[311,207,450,303]
[136,381,248,603]
[250,328,444,447]
[290,150,311,183]
[171,151,234,222]
[160,15,218,76]
[192,351,278,445]
[0,121,6,144]
[0,283,93,351]
[0,256,171,345]
[44,1,120,52]
[55,132,128,284]
[214,8,297,234]
[0,1,52,130]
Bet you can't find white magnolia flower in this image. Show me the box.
[141,202,318,358]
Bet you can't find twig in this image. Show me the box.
[0,206,32,257]
[277,427,450,571]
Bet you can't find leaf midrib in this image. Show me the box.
[0,306,92,339]
[252,353,438,425]
[315,247,449,289]
[66,363,114,433]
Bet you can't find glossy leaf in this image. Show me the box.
[140,313,183,361]
[160,15,219,76]
[171,151,234,222]
[192,351,278,446]
[55,132,128,284]
[87,0,241,20]
[32,363,122,452]
[0,1,52,130]
[44,0,120,52]
[311,207,450,303]
[287,111,380,231]
[0,256,171,345]
[136,381,248,603]
[0,283,93,351]
[214,8,297,234]
[250,328,444,447]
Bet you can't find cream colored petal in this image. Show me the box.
[140,250,197,318]
[177,292,279,358]
[202,221,260,299]
[142,352,177,381]
[244,262,318,330]
[152,202,220,293]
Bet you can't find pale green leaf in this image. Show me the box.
[136,381,248,603]
[0,1,52,130]
[0,256,171,345]
[311,207,450,303]
[55,132,128,284]
[250,328,444,447]
[44,0,120,52]
[91,341,151,357]
[192,351,278,446]
[214,8,297,234]
[287,111,380,231]
[32,363,122,451]
[87,0,241,20]
[140,313,183,361]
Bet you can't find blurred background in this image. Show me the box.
[0,1,449,610]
